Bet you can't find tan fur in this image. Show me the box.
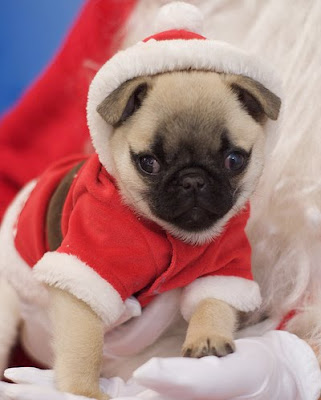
[285,300,321,366]
[107,71,269,244]
[182,299,237,357]
[49,287,109,400]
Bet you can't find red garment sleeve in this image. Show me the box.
[33,188,162,325]
[59,191,161,299]
[180,205,262,320]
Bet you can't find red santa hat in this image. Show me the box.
[87,1,282,175]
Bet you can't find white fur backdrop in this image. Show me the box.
[122,0,321,359]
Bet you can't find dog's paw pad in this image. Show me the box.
[97,393,110,400]
[224,342,235,355]
[182,347,192,357]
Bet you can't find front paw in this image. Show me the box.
[182,334,235,358]
[96,393,110,400]
[80,391,109,400]
[82,391,109,400]
[60,386,109,400]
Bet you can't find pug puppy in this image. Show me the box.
[44,70,280,399]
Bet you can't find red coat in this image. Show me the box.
[15,154,261,325]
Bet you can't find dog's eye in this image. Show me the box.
[224,152,245,172]
[139,155,161,175]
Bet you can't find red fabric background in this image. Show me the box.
[0,0,137,371]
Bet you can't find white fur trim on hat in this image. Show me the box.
[33,252,125,326]
[154,2,204,34]
[87,38,282,175]
[180,276,262,321]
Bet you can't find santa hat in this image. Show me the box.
[87,1,282,175]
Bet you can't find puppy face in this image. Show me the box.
[97,71,280,244]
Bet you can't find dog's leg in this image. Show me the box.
[182,298,237,358]
[0,277,20,377]
[49,287,109,400]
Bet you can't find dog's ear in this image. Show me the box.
[97,77,152,126]
[224,74,281,123]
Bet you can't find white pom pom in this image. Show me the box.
[154,2,204,34]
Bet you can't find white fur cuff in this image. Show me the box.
[33,252,125,326]
[180,276,262,321]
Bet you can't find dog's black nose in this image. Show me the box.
[179,172,207,192]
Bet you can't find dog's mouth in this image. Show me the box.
[172,204,220,231]
[149,167,234,232]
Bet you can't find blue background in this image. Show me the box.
[0,1,84,116]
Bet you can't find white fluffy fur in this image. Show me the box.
[124,0,321,357]
[0,278,20,376]
[244,0,321,354]
[0,180,48,305]
[120,1,265,51]
[33,252,125,326]
[154,2,204,34]
[181,276,261,321]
